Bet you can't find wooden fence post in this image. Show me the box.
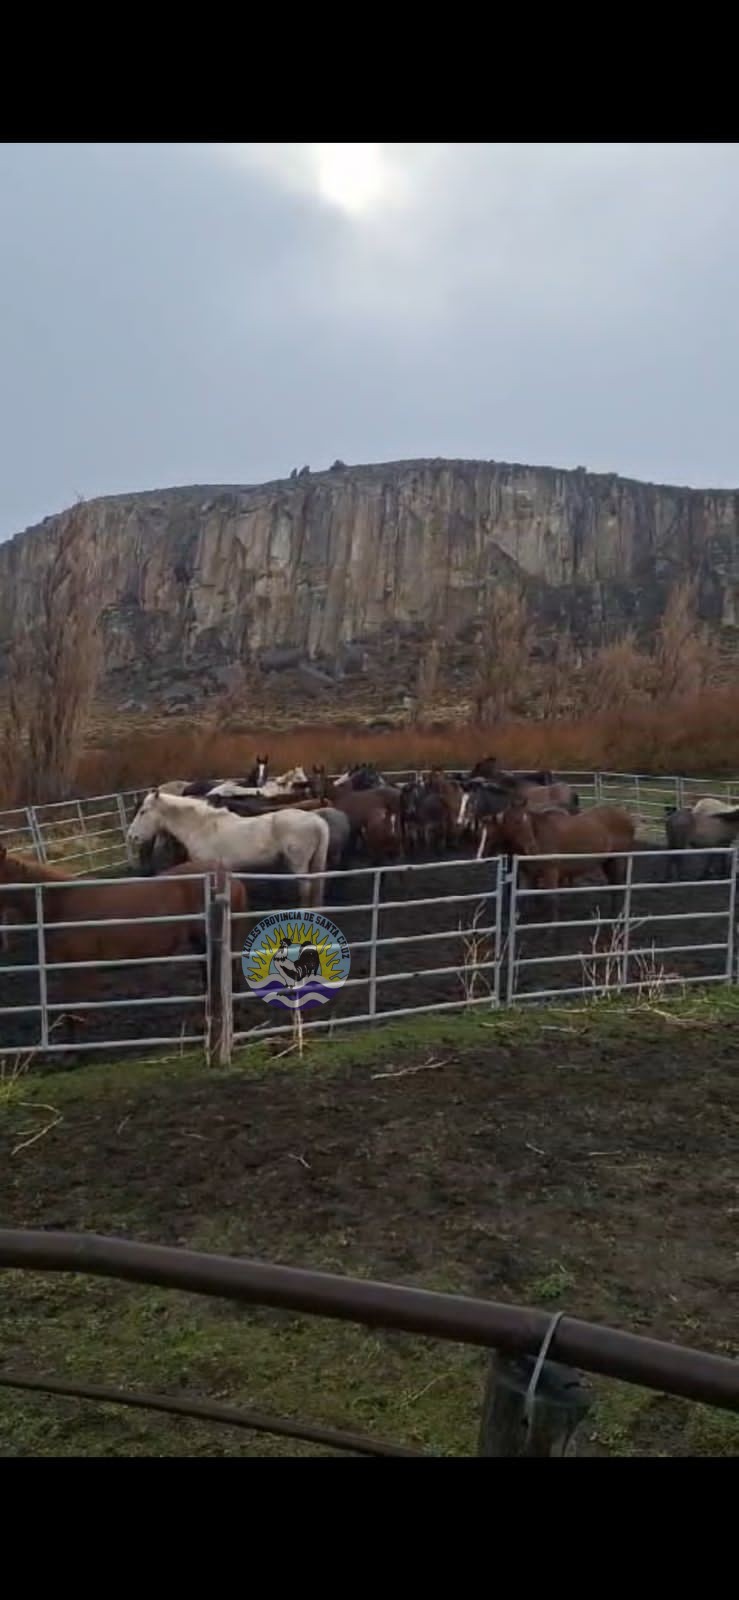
[205,874,233,1067]
[477,1350,592,1457]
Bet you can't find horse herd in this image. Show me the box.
[0,752,737,1044]
[126,753,739,905]
[129,755,582,898]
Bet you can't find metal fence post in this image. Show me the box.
[75,800,94,869]
[676,774,685,810]
[492,854,504,1007]
[727,848,737,986]
[505,857,519,1005]
[35,884,49,1049]
[620,853,634,989]
[477,1350,592,1457]
[116,793,135,866]
[368,868,382,1020]
[217,876,234,1066]
[594,771,603,805]
[27,807,47,864]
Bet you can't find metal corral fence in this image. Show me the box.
[0,1228,736,1456]
[1,847,737,1062]
[1,770,738,870]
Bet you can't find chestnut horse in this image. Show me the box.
[483,801,636,917]
[0,846,247,1032]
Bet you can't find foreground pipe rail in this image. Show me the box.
[1,1228,737,1413]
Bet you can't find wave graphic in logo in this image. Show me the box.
[248,977,345,1011]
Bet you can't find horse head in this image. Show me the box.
[246,754,269,788]
[127,788,164,845]
[496,797,536,855]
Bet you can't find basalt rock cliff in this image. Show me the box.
[1,458,737,718]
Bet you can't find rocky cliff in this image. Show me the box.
[1,458,737,717]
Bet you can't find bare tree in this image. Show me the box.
[415,634,442,722]
[580,628,651,714]
[652,578,720,700]
[0,504,102,804]
[472,583,535,725]
[537,630,579,719]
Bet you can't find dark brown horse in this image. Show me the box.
[469,757,554,786]
[0,846,248,1029]
[309,766,402,818]
[483,800,635,916]
[425,769,464,851]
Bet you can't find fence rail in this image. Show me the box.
[0,1227,736,1456]
[1,843,737,1060]
[2,769,739,1062]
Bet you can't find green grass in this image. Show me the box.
[4,981,739,1115]
[2,995,738,1457]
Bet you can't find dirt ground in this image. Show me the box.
[1,843,735,1063]
[1,1002,737,1455]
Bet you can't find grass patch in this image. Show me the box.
[1,993,736,1457]
[5,981,738,1111]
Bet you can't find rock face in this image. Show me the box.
[1,458,737,708]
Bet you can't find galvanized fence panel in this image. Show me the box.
[0,870,214,1059]
[1,846,737,1062]
[231,854,506,1044]
[506,846,739,1005]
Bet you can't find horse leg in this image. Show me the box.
[302,825,329,909]
[603,856,626,926]
[55,966,96,1052]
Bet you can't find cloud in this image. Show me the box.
[1,142,738,540]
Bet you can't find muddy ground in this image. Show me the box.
[0,843,735,1064]
[0,1005,737,1455]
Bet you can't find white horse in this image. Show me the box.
[208,766,309,800]
[127,790,329,907]
[691,796,739,819]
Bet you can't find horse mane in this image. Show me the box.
[152,790,214,817]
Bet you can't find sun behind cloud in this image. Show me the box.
[313,144,391,217]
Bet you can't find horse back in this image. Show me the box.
[531,805,633,854]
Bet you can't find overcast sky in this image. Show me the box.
[1,141,738,542]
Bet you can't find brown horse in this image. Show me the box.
[326,783,402,836]
[364,807,402,864]
[425,769,464,851]
[483,801,636,916]
[0,847,248,1031]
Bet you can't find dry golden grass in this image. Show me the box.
[70,686,739,794]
